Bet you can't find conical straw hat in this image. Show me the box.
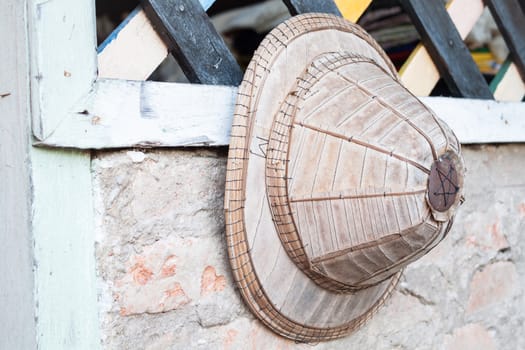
[224,13,464,342]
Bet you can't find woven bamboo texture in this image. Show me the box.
[224,14,464,342]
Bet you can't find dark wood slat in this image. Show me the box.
[519,0,525,14]
[142,0,243,85]
[283,0,341,16]
[485,0,525,81]
[399,0,493,99]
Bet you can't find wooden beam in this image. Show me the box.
[399,0,492,99]
[35,81,525,148]
[283,0,342,16]
[31,148,99,350]
[29,0,98,140]
[420,97,525,143]
[1,1,37,348]
[97,1,216,81]
[4,0,101,348]
[30,0,101,346]
[38,79,237,149]
[399,0,484,97]
[485,0,525,81]
[334,0,371,22]
[142,0,242,85]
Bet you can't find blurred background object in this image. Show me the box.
[466,7,509,75]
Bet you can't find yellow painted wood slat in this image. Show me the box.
[335,0,372,22]
[97,1,216,80]
[98,9,168,80]
[494,63,525,101]
[399,0,484,96]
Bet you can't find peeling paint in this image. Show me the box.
[201,266,227,296]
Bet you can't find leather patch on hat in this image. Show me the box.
[428,152,460,212]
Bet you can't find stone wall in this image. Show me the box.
[92,145,525,350]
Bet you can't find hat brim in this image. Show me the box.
[224,14,401,342]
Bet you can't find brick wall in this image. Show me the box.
[92,145,525,350]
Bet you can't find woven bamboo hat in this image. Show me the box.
[224,13,464,342]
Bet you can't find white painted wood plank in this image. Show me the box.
[3,0,101,349]
[420,97,525,144]
[26,0,102,348]
[38,79,237,148]
[36,81,525,148]
[29,0,97,140]
[97,1,217,80]
[31,149,100,350]
[0,1,38,348]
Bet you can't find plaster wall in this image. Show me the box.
[92,145,525,350]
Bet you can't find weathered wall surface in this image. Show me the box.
[92,145,525,350]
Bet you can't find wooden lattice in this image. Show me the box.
[97,0,525,101]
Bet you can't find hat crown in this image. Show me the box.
[266,53,464,291]
[225,13,466,341]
